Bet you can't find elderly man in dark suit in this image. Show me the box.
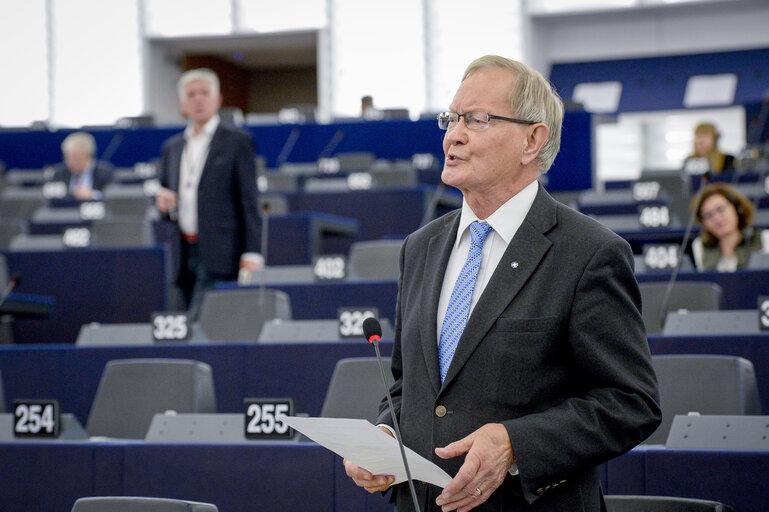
[49,131,113,200]
[155,68,261,317]
[344,56,661,511]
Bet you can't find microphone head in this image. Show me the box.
[9,272,21,287]
[362,316,382,343]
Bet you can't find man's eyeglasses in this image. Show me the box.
[437,111,537,131]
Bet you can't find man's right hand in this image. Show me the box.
[343,425,396,493]
[155,187,178,213]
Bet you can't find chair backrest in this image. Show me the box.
[639,282,722,335]
[197,288,292,342]
[263,173,298,193]
[245,265,316,285]
[334,152,375,172]
[303,177,350,193]
[91,217,154,248]
[320,357,393,424]
[72,496,218,512]
[749,250,769,269]
[662,310,760,336]
[347,240,403,281]
[371,168,417,189]
[0,219,25,250]
[0,253,8,289]
[0,187,45,219]
[9,233,65,251]
[644,355,762,445]
[86,359,217,439]
[104,195,152,216]
[605,495,735,512]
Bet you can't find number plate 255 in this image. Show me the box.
[244,399,294,440]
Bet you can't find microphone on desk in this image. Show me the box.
[362,317,421,512]
[0,273,22,311]
[657,171,711,330]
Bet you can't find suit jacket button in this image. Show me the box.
[435,405,447,417]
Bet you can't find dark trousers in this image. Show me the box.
[177,240,235,319]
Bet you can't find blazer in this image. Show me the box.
[378,185,661,511]
[159,123,261,277]
[50,160,113,193]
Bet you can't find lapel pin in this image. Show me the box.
[511,261,519,269]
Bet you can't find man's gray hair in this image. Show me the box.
[61,131,96,156]
[462,55,564,173]
[177,68,220,100]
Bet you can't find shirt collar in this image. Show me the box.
[184,114,220,140]
[454,179,540,249]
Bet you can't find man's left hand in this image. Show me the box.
[434,423,514,512]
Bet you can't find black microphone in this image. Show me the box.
[657,171,712,330]
[362,317,421,512]
[0,272,22,311]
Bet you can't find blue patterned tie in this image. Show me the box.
[438,221,494,383]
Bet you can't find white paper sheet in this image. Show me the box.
[280,416,452,488]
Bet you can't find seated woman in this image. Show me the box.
[683,122,735,174]
[691,183,765,271]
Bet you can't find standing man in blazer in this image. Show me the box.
[345,56,661,511]
[155,68,262,317]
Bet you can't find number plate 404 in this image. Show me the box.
[13,399,61,438]
[243,399,294,440]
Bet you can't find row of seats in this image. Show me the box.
[1,353,761,445]
[69,279,755,345]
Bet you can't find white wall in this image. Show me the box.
[529,0,769,75]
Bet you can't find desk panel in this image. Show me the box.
[0,442,123,512]
[123,443,336,512]
[645,448,769,512]
[3,248,166,344]
[1,441,767,512]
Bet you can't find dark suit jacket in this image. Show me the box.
[50,160,113,193]
[159,122,260,277]
[378,185,661,511]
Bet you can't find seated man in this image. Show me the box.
[48,132,113,200]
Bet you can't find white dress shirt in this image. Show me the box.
[178,115,219,236]
[69,162,97,197]
[436,179,539,341]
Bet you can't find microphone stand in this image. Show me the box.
[657,173,710,331]
[369,333,421,512]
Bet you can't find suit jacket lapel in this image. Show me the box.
[199,126,224,188]
[169,138,185,192]
[419,211,461,395]
[441,186,558,390]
